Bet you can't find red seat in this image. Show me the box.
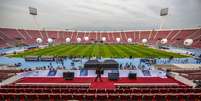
[124,89,131,93]
[108,94,119,100]
[142,95,153,101]
[131,95,141,101]
[52,89,61,93]
[155,95,167,101]
[43,89,52,93]
[38,95,50,101]
[0,89,7,93]
[120,94,131,100]
[77,88,87,93]
[142,89,150,93]
[151,89,159,93]
[15,95,24,101]
[24,95,38,101]
[117,89,124,93]
[61,89,69,93]
[96,89,106,93]
[50,95,61,101]
[73,94,83,100]
[132,89,141,93]
[87,89,96,93]
[61,94,73,100]
[85,94,95,100]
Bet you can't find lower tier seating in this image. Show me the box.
[0,93,201,101]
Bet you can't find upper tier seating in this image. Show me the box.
[0,28,200,48]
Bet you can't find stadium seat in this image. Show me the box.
[85,94,96,101]
[142,95,153,101]
[61,94,74,100]
[155,95,166,101]
[24,95,38,101]
[96,94,108,101]
[117,89,124,93]
[141,89,151,93]
[167,95,179,101]
[130,95,140,101]
[38,95,50,101]
[52,89,61,93]
[52,95,62,101]
[15,95,24,101]
[119,94,131,100]
[87,89,96,93]
[43,88,52,93]
[132,89,141,93]
[151,89,159,93]
[73,94,83,100]
[0,95,5,101]
[96,89,106,93]
[61,89,69,93]
[108,94,120,100]
[76,88,85,93]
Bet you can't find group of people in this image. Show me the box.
[119,63,137,70]
[156,58,200,64]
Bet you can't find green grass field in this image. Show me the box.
[10,44,188,58]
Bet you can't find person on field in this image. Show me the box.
[94,67,103,82]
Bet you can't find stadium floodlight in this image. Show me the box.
[161,38,168,44]
[159,8,169,30]
[65,38,71,43]
[184,39,193,46]
[160,8,168,16]
[116,38,121,43]
[77,38,81,43]
[29,6,37,15]
[142,39,148,44]
[36,38,42,44]
[28,6,41,29]
[84,37,89,41]
[102,37,106,42]
[127,38,132,43]
[47,38,53,44]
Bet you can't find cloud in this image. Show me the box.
[0,0,200,31]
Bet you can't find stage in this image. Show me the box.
[17,69,166,77]
[15,77,186,89]
[14,70,186,89]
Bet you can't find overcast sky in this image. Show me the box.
[0,0,201,31]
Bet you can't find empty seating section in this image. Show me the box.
[0,70,22,82]
[71,31,77,43]
[0,73,15,82]
[0,84,201,101]
[149,31,158,44]
[0,28,201,48]
[17,29,33,44]
[121,32,127,42]
[135,31,140,42]
[0,93,200,101]
[140,31,150,41]
[97,32,101,41]
[77,32,85,42]
[172,30,196,46]
[156,31,170,40]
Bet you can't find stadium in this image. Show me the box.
[0,0,201,101]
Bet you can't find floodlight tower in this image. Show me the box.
[29,7,42,46]
[160,8,169,29]
[29,7,41,29]
[157,8,169,47]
